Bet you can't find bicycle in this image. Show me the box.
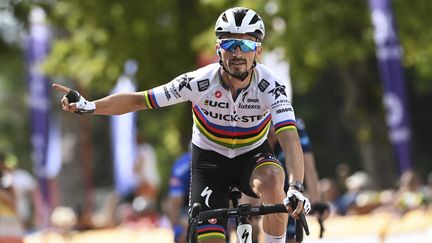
[186,189,310,243]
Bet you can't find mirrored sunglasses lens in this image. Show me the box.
[240,40,257,52]
[220,40,237,51]
[220,40,257,52]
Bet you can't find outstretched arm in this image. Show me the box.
[92,92,148,115]
[52,83,149,115]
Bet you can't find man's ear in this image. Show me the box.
[215,44,222,56]
[256,46,263,57]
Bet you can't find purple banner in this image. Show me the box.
[26,7,54,226]
[369,0,412,171]
[110,67,138,197]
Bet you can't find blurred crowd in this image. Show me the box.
[319,163,432,217]
[2,146,432,243]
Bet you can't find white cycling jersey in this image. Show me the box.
[143,63,297,158]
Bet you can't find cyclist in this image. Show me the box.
[53,7,310,243]
[166,147,192,243]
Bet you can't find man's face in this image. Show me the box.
[216,34,262,78]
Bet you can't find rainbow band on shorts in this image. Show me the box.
[253,161,285,174]
[197,224,226,241]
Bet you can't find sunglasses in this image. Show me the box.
[217,39,261,53]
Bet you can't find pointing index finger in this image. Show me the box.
[52,83,71,94]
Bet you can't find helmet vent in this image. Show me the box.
[249,14,260,25]
[221,13,228,22]
[234,9,248,27]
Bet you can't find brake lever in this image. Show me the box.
[186,203,201,243]
[288,196,310,239]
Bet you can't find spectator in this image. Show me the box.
[335,163,351,195]
[4,153,39,232]
[133,141,160,211]
[318,177,343,216]
[342,171,382,215]
[389,169,427,214]
[0,151,24,243]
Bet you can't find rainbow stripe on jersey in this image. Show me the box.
[192,105,272,149]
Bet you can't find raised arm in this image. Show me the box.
[92,92,148,115]
[53,83,149,115]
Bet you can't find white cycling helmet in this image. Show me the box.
[215,7,265,41]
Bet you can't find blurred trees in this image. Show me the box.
[1,0,432,196]
[250,0,432,188]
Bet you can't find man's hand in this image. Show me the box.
[284,189,311,218]
[52,83,96,114]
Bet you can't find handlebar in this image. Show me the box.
[187,202,309,243]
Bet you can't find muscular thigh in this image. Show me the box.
[190,145,232,240]
[188,142,280,241]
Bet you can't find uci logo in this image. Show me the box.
[204,100,229,109]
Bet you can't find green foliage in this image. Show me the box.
[393,0,432,92]
[0,46,32,170]
[2,0,432,191]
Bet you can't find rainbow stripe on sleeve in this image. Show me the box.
[143,89,159,109]
[192,106,271,149]
[274,120,297,134]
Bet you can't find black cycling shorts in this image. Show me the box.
[189,141,284,241]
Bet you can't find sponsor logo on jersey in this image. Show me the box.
[258,79,270,92]
[163,85,171,100]
[204,100,229,108]
[271,99,290,109]
[177,75,193,91]
[241,92,249,102]
[197,79,210,91]
[215,90,222,98]
[240,94,259,103]
[208,218,218,224]
[276,107,293,114]
[238,103,261,109]
[169,82,181,99]
[268,81,287,100]
[201,108,267,122]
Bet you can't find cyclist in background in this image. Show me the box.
[271,119,323,243]
[166,145,192,243]
[53,7,310,243]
